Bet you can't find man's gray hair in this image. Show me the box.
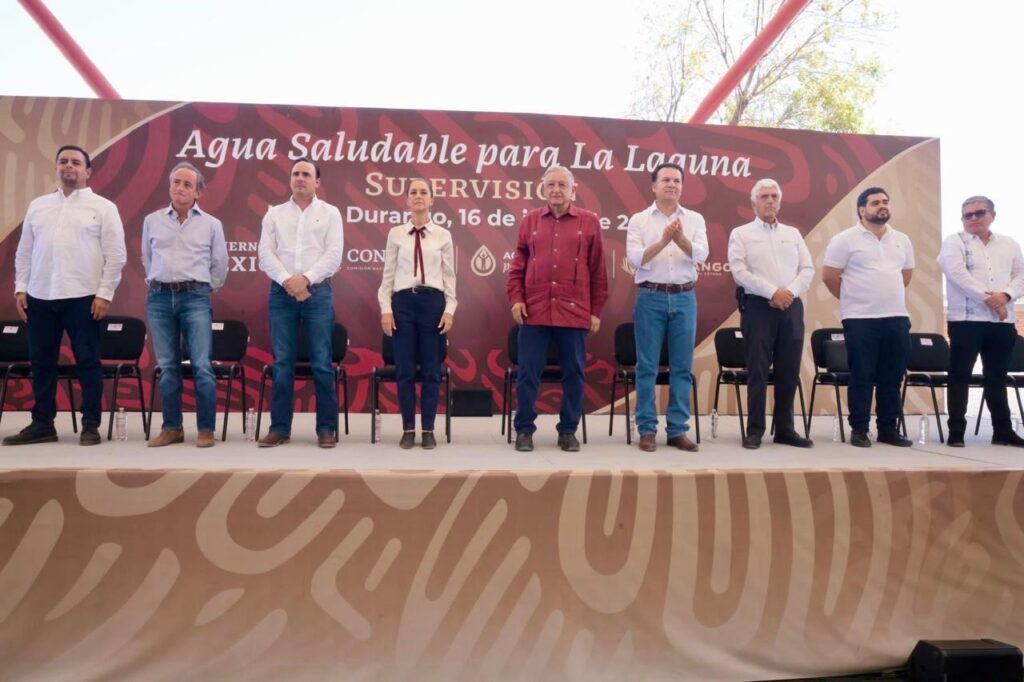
[961,195,995,211]
[541,164,575,186]
[750,178,782,203]
[169,161,207,191]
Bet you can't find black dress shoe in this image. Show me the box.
[992,431,1024,447]
[79,427,101,446]
[850,430,872,448]
[774,431,814,448]
[399,431,416,449]
[877,431,913,447]
[946,432,965,447]
[742,434,761,449]
[2,422,58,446]
[421,432,437,449]
[514,432,534,452]
[557,433,580,452]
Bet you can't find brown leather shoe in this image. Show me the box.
[638,434,656,452]
[197,430,215,448]
[257,432,290,448]
[148,428,184,448]
[399,431,416,449]
[421,431,437,449]
[667,434,699,452]
[318,432,337,449]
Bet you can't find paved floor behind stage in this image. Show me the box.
[1,410,1021,472]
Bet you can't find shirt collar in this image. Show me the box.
[962,230,996,243]
[857,222,891,238]
[755,217,779,230]
[164,203,204,218]
[407,221,437,233]
[648,202,684,219]
[56,187,93,201]
[542,203,578,218]
[289,195,320,211]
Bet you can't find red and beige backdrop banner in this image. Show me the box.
[0,97,942,415]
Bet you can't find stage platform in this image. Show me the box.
[2,412,1023,681]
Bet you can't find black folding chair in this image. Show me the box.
[0,320,31,428]
[370,333,451,444]
[973,335,1024,435]
[900,332,950,443]
[712,327,806,440]
[146,320,251,441]
[501,327,589,444]
[807,328,851,442]
[89,317,149,440]
[608,322,700,444]
[256,323,349,439]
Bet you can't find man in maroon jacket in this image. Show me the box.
[507,165,608,451]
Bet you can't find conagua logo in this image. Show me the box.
[471,245,496,276]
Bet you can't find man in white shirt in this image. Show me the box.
[728,178,815,449]
[822,187,914,448]
[937,195,1024,447]
[4,144,127,446]
[626,162,708,452]
[257,158,344,448]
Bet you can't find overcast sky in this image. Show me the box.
[1,0,1021,239]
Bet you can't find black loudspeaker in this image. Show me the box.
[908,639,1022,681]
[450,389,493,417]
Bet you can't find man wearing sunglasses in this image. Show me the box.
[938,196,1024,447]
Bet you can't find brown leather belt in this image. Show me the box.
[150,280,206,292]
[639,281,695,293]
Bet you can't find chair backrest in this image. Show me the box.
[907,333,950,373]
[296,323,348,364]
[1010,336,1024,374]
[99,316,147,361]
[613,322,670,367]
[810,328,846,370]
[381,332,448,366]
[823,340,849,372]
[713,327,747,369]
[0,320,30,363]
[210,320,249,362]
[507,326,559,367]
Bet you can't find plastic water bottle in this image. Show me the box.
[114,407,127,442]
[832,416,840,442]
[1014,418,1021,434]
[244,408,256,441]
[374,409,382,439]
[710,409,718,439]
[917,416,929,445]
[628,412,637,441]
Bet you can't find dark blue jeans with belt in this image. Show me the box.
[391,287,445,431]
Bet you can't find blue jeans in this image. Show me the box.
[268,281,337,436]
[842,316,911,434]
[634,288,696,437]
[392,289,445,431]
[27,294,102,429]
[147,285,216,432]
[514,324,587,436]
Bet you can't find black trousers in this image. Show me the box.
[947,321,1016,437]
[842,316,911,434]
[26,294,103,429]
[741,296,804,437]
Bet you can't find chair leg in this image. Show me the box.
[975,395,985,436]
[899,379,909,437]
[334,367,341,436]
[506,370,514,444]
[608,372,618,436]
[255,370,268,440]
[807,380,818,439]
[0,372,8,427]
[370,374,378,444]
[691,375,701,444]
[106,374,120,441]
[929,384,944,443]
[342,368,350,435]
[582,411,588,444]
[239,369,248,435]
[624,375,632,445]
[733,382,745,440]
[797,382,807,438]
[67,377,78,434]
[1015,383,1024,426]
[135,370,148,436]
[445,370,451,443]
[146,369,159,440]
[222,373,233,442]
[713,373,722,413]
[501,370,510,436]
[834,384,846,443]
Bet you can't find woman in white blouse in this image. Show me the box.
[377,179,457,449]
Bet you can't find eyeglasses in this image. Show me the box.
[962,209,991,220]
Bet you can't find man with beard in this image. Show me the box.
[822,187,915,447]
[728,178,815,449]
[4,145,126,446]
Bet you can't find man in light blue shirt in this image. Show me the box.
[142,161,228,448]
